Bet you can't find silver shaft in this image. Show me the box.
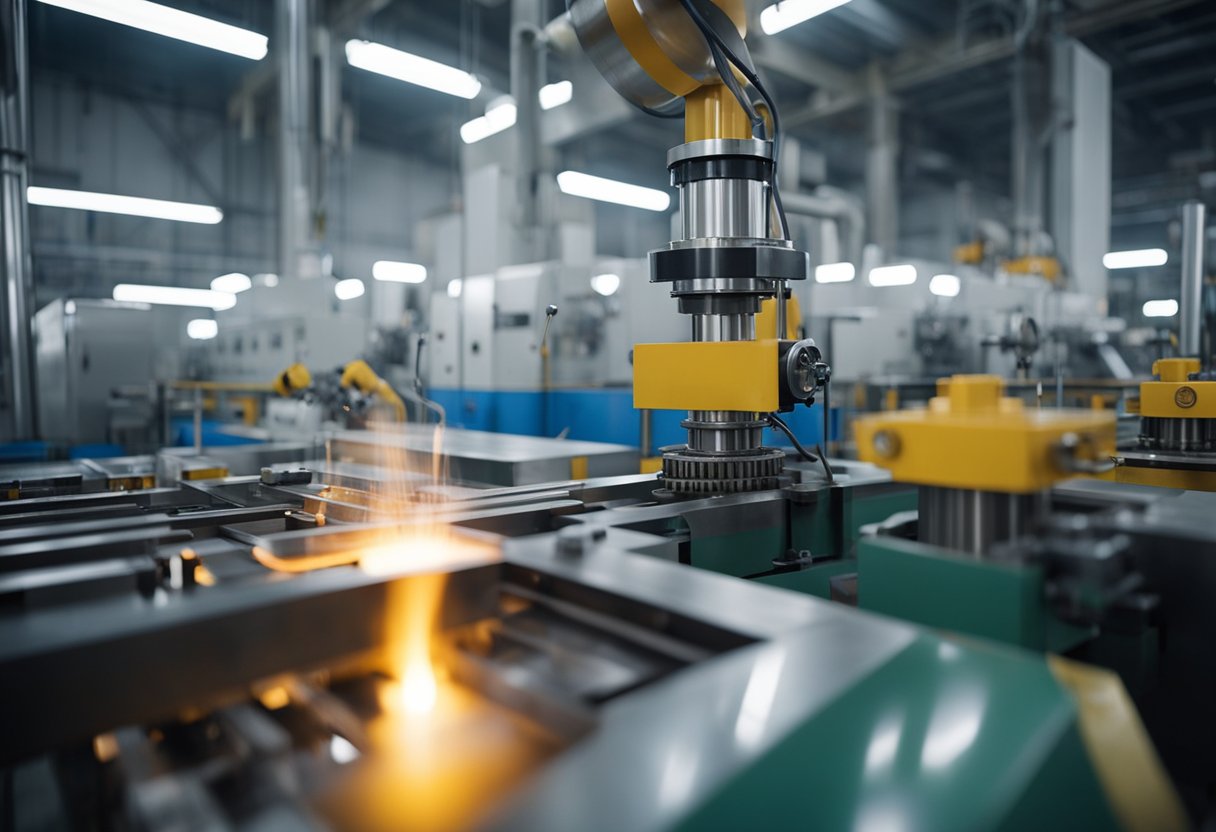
[1180,200,1206,360]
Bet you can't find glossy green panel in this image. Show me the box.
[673,637,1117,831]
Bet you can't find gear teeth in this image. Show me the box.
[660,446,785,495]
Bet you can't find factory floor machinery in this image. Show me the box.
[0,447,1193,831]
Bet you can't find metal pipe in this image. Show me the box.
[0,0,35,439]
[918,486,1048,557]
[1180,200,1205,359]
[692,314,755,342]
[277,0,311,280]
[512,0,545,232]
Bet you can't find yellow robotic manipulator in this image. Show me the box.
[274,360,406,423]
[570,0,827,495]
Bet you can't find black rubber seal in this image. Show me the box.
[670,156,773,186]
[651,245,810,283]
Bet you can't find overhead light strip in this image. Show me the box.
[345,39,481,99]
[760,0,854,35]
[1103,248,1168,269]
[556,171,671,212]
[28,186,223,224]
[113,284,236,310]
[36,0,268,60]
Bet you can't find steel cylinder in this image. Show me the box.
[680,178,769,241]
[918,486,1048,557]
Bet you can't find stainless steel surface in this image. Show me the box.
[1180,200,1206,360]
[277,0,311,280]
[918,486,1048,556]
[1,0,34,439]
[691,313,754,342]
[1139,416,1216,453]
[681,178,768,240]
[683,411,765,453]
[34,300,156,445]
[327,426,640,486]
[568,0,734,116]
[667,139,772,167]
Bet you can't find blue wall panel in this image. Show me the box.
[427,387,836,453]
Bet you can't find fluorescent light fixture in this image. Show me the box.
[929,273,961,297]
[329,734,360,765]
[556,171,670,212]
[113,283,236,310]
[539,80,573,110]
[815,262,855,284]
[334,278,365,300]
[1143,299,1179,318]
[28,186,223,224]
[760,0,853,35]
[210,272,251,294]
[447,279,463,299]
[460,97,517,144]
[186,319,218,340]
[868,264,918,287]
[1103,248,1168,269]
[345,39,481,99]
[591,273,621,297]
[372,260,427,284]
[36,0,268,60]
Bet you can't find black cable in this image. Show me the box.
[815,443,836,483]
[766,413,818,463]
[675,0,791,240]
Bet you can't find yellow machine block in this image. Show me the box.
[756,293,802,340]
[1003,256,1062,282]
[633,340,780,412]
[1099,464,1216,492]
[855,375,1116,494]
[954,241,985,265]
[1140,358,1216,418]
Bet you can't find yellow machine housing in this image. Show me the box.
[634,340,782,412]
[1139,358,1216,419]
[855,375,1116,494]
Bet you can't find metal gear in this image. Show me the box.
[659,446,785,495]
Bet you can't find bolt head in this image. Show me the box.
[873,430,900,459]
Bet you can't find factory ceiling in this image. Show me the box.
[26,0,1216,238]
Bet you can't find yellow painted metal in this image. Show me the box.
[570,456,589,480]
[684,84,750,142]
[340,360,407,422]
[605,0,700,97]
[855,375,1116,493]
[640,456,663,474]
[107,476,155,492]
[1002,256,1062,282]
[604,0,747,137]
[182,467,229,481]
[273,363,313,397]
[1140,358,1216,418]
[1048,656,1188,832]
[1126,396,1141,415]
[883,388,900,412]
[1099,464,1216,492]
[633,340,780,412]
[756,293,802,339]
[953,241,984,264]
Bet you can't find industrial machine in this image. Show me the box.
[0,451,1189,831]
[1107,203,1215,491]
[3,3,1212,830]
[570,0,829,495]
